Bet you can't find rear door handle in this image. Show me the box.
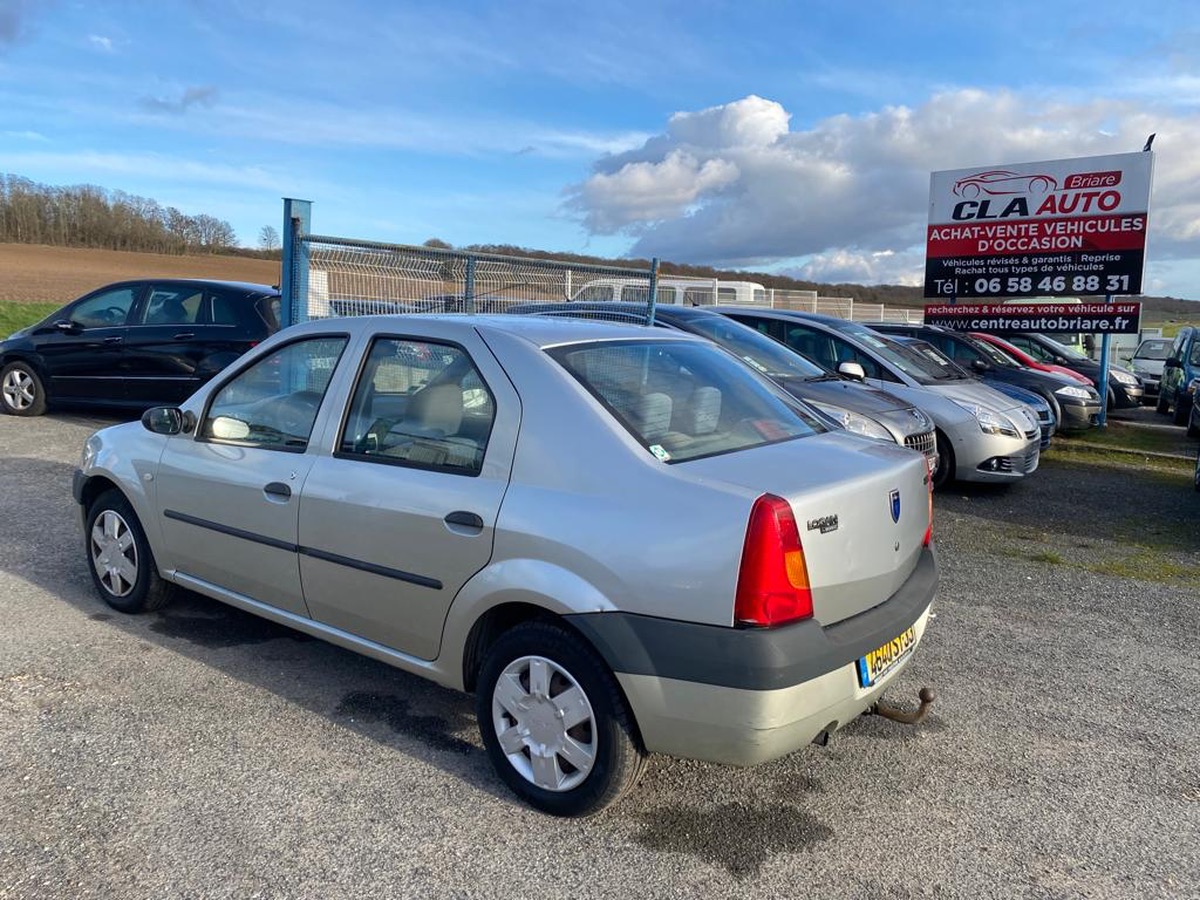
[103,336,123,344]
[444,510,484,534]
[173,332,195,340]
[263,481,292,500]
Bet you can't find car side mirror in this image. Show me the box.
[970,359,989,373]
[1165,357,1182,368]
[141,406,194,435]
[838,361,866,380]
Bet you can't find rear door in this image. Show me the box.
[123,283,268,405]
[297,326,520,661]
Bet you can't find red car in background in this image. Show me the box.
[970,332,1093,386]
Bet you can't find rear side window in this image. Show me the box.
[549,339,825,463]
[337,338,494,476]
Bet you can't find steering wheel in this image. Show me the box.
[277,391,322,437]
[100,306,127,323]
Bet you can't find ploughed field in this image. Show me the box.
[0,244,280,304]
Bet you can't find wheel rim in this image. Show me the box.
[491,655,596,792]
[90,510,138,598]
[2,369,36,411]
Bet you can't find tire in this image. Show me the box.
[1172,395,1191,427]
[1156,392,1169,415]
[931,432,955,491]
[476,621,646,817]
[1,361,47,416]
[1194,447,1200,494]
[85,489,174,614]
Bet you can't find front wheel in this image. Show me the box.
[1,361,47,416]
[476,621,646,816]
[85,490,174,614]
[1156,392,1170,415]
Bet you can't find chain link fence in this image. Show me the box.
[281,200,921,328]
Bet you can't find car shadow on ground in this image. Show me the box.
[0,454,514,807]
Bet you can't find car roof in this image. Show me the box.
[710,306,848,327]
[289,313,702,349]
[106,278,279,295]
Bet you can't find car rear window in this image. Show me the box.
[548,339,826,463]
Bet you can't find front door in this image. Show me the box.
[154,334,350,617]
[36,284,141,402]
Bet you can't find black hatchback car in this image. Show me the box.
[872,323,1102,433]
[1,279,281,416]
[991,332,1143,410]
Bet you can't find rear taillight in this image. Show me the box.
[734,494,813,627]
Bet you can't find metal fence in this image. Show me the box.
[281,200,659,327]
[279,199,922,328]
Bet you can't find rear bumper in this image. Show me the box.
[567,546,937,766]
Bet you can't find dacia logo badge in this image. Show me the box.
[889,489,901,523]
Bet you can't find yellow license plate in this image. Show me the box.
[856,626,917,688]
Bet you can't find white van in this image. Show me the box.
[572,277,767,307]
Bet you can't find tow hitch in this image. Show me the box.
[870,687,936,725]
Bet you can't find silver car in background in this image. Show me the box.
[74,314,937,816]
[715,308,1042,489]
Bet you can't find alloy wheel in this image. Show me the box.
[2,368,36,411]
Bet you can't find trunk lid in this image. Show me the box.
[683,432,930,625]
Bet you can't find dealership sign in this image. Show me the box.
[924,301,1142,334]
[924,152,1153,299]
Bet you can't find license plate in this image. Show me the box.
[856,626,917,688]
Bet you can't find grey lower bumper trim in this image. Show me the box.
[566,545,937,692]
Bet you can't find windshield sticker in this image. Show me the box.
[649,444,672,462]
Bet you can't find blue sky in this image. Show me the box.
[2,0,1200,297]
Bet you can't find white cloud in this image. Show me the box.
[88,34,113,52]
[568,91,1200,285]
[3,129,47,141]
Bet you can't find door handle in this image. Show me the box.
[444,510,484,534]
[103,336,123,344]
[173,332,195,340]
[263,481,292,500]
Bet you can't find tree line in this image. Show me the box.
[0,174,238,254]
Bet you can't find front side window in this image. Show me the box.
[70,287,137,328]
[549,339,825,463]
[202,336,347,451]
[338,338,494,475]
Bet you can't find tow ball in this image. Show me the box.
[870,687,936,725]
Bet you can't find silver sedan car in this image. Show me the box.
[74,314,938,816]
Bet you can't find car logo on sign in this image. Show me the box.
[890,490,901,523]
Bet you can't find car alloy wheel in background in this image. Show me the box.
[1,361,47,416]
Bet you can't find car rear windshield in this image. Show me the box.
[548,339,826,463]
[674,314,828,380]
[832,322,968,384]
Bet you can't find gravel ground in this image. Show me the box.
[1,411,1197,899]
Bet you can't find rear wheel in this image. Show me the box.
[476,621,646,816]
[1156,392,1170,415]
[931,432,955,491]
[1,361,47,416]
[85,490,174,614]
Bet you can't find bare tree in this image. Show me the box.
[258,225,280,251]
